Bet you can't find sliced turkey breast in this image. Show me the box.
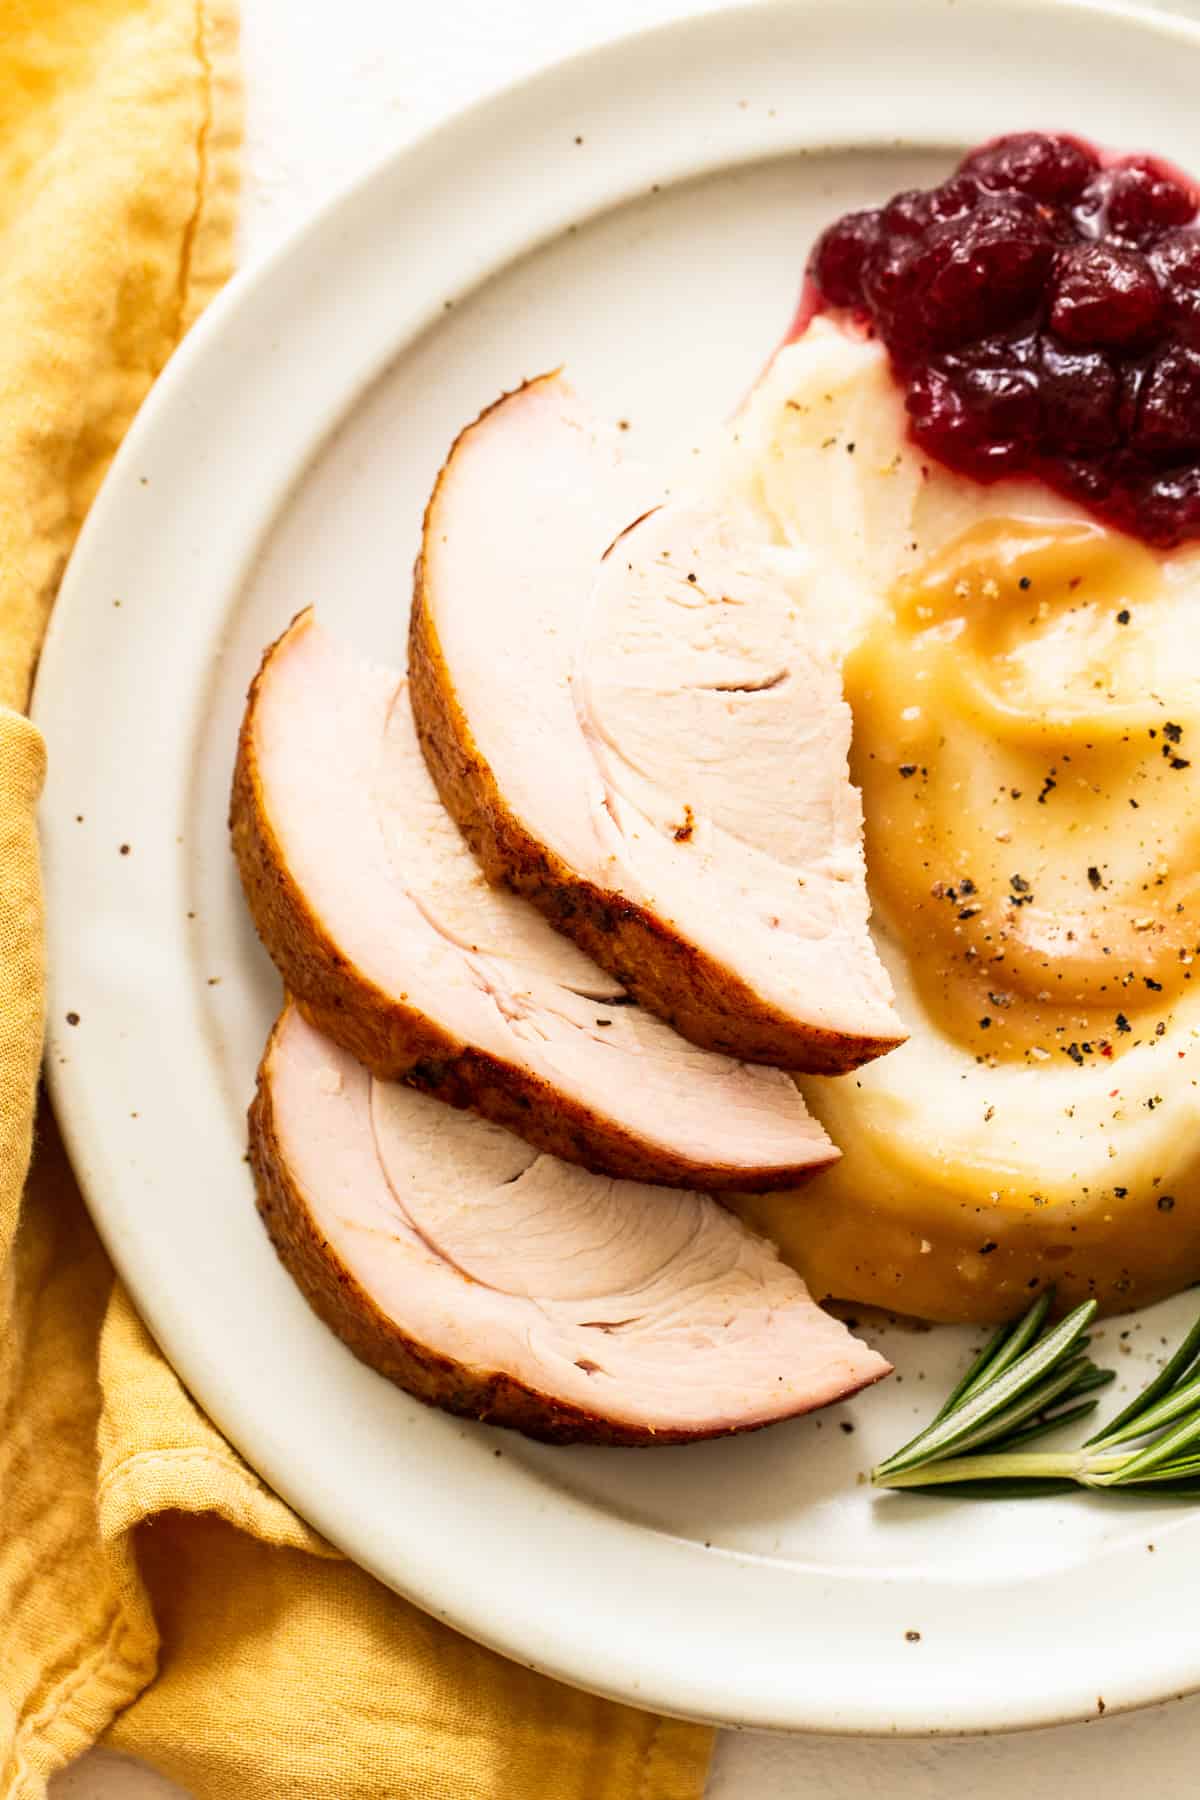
[251,1006,890,1445]
[410,374,906,1074]
[231,610,835,1190]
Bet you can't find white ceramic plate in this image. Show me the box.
[34,0,1200,1736]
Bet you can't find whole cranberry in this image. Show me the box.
[1049,242,1162,345]
[960,132,1099,203]
[862,235,927,354]
[953,327,1040,371]
[1109,158,1196,240]
[809,209,881,307]
[914,196,1054,347]
[1137,464,1200,546]
[939,334,1041,438]
[906,363,974,445]
[879,176,982,241]
[906,364,1024,475]
[1058,457,1116,503]
[1076,158,1196,245]
[1134,345,1200,452]
[1038,340,1119,449]
[1149,227,1200,344]
[960,362,1041,437]
[929,175,985,221]
[880,188,936,239]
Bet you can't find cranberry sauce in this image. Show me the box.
[805,133,1200,547]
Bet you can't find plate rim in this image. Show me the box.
[33,0,1200,1737]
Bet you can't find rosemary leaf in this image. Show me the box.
[936,1355,1099,1460]
[951,1290,1053,1411]
[928,1317,1019,1425]
[1111,1455,1200,1484]
[1097,1404,1200,1487]
[876,1448,1124,1489]
[1063,1363,1118,1396]
[872,1294,1200,1501]
[873,1300,1096,1480]
[986,1397,1103,1454]
[1087,1367,1200,1451]
[1086,1311,1200,1448]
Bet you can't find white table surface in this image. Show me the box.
[48,0,1200,1794]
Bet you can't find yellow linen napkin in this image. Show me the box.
[0,6,714,1796]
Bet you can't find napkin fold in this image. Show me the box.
[0,6,713,1796]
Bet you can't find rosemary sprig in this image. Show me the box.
[871,1291,1200,1498]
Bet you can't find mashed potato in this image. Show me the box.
[717,319,1200,1321]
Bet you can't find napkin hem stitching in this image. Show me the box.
[7,1609,147,1800]
[98,1444,272,1502]
[97,1445,339,1558]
